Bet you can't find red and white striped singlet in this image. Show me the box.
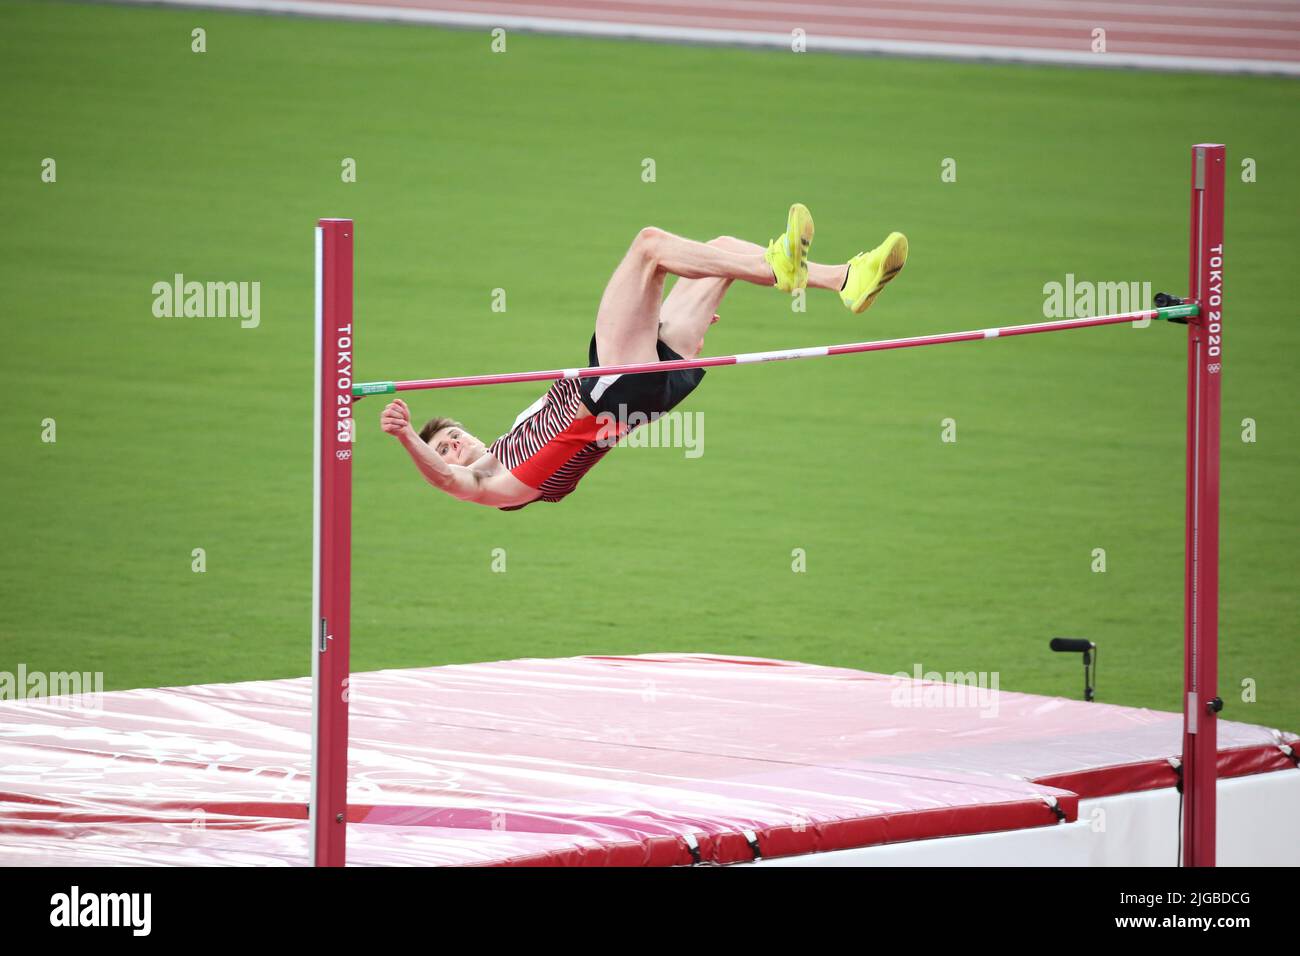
[488,380,627,510]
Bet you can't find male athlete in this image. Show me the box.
[379,205,907,511]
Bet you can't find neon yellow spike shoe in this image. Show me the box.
[764,203,815,294]
[841,232,908,314]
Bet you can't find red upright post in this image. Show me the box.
[1183,145,1224,867]
[311,218,354,866]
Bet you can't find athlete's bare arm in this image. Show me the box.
[380,400,534,507]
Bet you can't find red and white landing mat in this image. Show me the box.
[1,654,1295,865]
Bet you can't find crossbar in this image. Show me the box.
[353,306,1198,396]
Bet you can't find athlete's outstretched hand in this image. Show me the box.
[380,398,412,436]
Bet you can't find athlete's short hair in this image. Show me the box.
[418,417,464,446]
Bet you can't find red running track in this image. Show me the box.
[132,0,1300,74]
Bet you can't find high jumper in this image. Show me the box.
[376,206,908,510]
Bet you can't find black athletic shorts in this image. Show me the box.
[578,334,704,422]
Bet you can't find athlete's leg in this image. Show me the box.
[656,237,739,359]
[659,236,849,358]
[594,227,777,366]
[657,236,757,359]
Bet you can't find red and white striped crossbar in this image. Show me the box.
[353,306,1196,397]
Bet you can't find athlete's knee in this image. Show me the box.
[632,226,668,265]
[660,322,702,359]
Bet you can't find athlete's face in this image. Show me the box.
[428,425,486,467]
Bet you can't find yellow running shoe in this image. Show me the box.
[764,203,815,294]
[841,232,908,314]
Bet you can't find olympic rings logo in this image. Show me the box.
[1207,363,1221,374]
[336,449,352,460]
